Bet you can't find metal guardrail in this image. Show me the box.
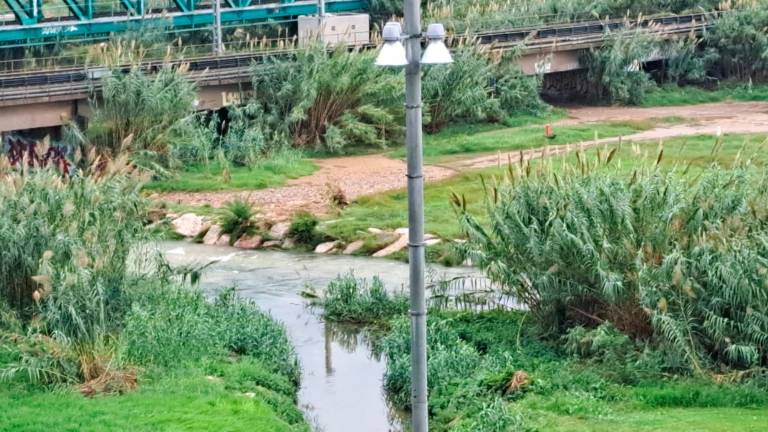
[0,12,713,104]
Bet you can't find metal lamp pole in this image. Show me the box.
[403,0,428,431]
[375,11,450,432]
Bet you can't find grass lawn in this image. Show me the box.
[0,360,306,432]
[388,119,658,163]
[144,159,317,193]
[540,407,768,431]
[323,133,768,243]
[642,82,768,107]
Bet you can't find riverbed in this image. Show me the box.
[158,241,478,432]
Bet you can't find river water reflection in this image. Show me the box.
[158,241,477,432]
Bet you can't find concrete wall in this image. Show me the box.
[0,101,76,133]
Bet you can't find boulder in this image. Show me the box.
[373,235,408,257]
[395,227,410,236]
[234,234,262,249]
[262,240,282,248]
[171,213,209,238]
[367,227,384,234]
[315,241,341,254]
[214,234,231,247]
[343,240,365,255]
[269,222,291,240]
[425,238,442,246]
[203,225,224,245]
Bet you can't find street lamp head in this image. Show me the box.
[375,22,408,67]
[421,23,453,65]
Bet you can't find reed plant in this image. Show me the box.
[455,150,768,371]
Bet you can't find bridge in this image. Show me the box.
[0,12,711,134]
[0,0,366,46]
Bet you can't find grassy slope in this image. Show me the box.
[642,83,768,107]
[0,361,303,432]
[542,407,768,431]
[144,159,317,193]
[388,118,656,163]
[324,133,768,242]
[420,312,768,432]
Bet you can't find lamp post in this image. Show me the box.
[375,11,453,432]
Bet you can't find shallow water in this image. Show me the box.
[158,241,478,432]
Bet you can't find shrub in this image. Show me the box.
[582,26,660,104]
[87,66,197,161]
[456,157,768,371]
[0,161,146,332]
[704,5,768,81]
[322,273,408,323]
[289,211,320,245]
[422,44,500,132]
[218,198,258,239]
[251,45,402,152]
[122,287,299,382]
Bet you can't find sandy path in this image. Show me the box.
[160,154,456,220]
[159,101,768,218]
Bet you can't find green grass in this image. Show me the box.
[0,362,304,432]
[388,119,657,163]
[537,407,768,431]
[642,82,768,107]
[323,133,768,243]
[144,160,317,193]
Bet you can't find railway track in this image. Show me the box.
[0,12,713,102]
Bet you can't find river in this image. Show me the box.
[158,241,478,432]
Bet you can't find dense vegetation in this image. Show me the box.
[456,157,768,371]
[0,159,307,430]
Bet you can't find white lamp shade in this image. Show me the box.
[376,41,408,67]
[421,40,453,65]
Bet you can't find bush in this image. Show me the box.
[251,45,402,152]
[583,26,660,104]
[86,66,197,161]
[289,211,320,245]
[322,273,408,323]
[456,158,768,371]
[0,162,146,334]
[218,198,257,239]
[705,5,768,81]
[122,287,299,382]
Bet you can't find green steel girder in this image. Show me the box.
[225,0,253,8]
[61,0,94,21]
[119,0,145,15]
[0,0,367,45]
[4,0,43,25]
[172,0,197,12]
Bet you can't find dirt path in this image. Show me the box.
[159,101,768,218]
[160,154,456,221]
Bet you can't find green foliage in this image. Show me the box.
[705,5,768,81]
[122,287,299,383]
[218,199,257,239]
[251,45,402,152]
[456,158,768,370]
[583,26,660,104]
[321,273,408,323]
[87,66,196,161]
[423,45,500,132]
[0,164,146,334]
[288,211,320,245]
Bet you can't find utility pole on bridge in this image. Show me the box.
[213,0,223,55]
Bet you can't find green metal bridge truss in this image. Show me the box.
[0,0,367,46]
